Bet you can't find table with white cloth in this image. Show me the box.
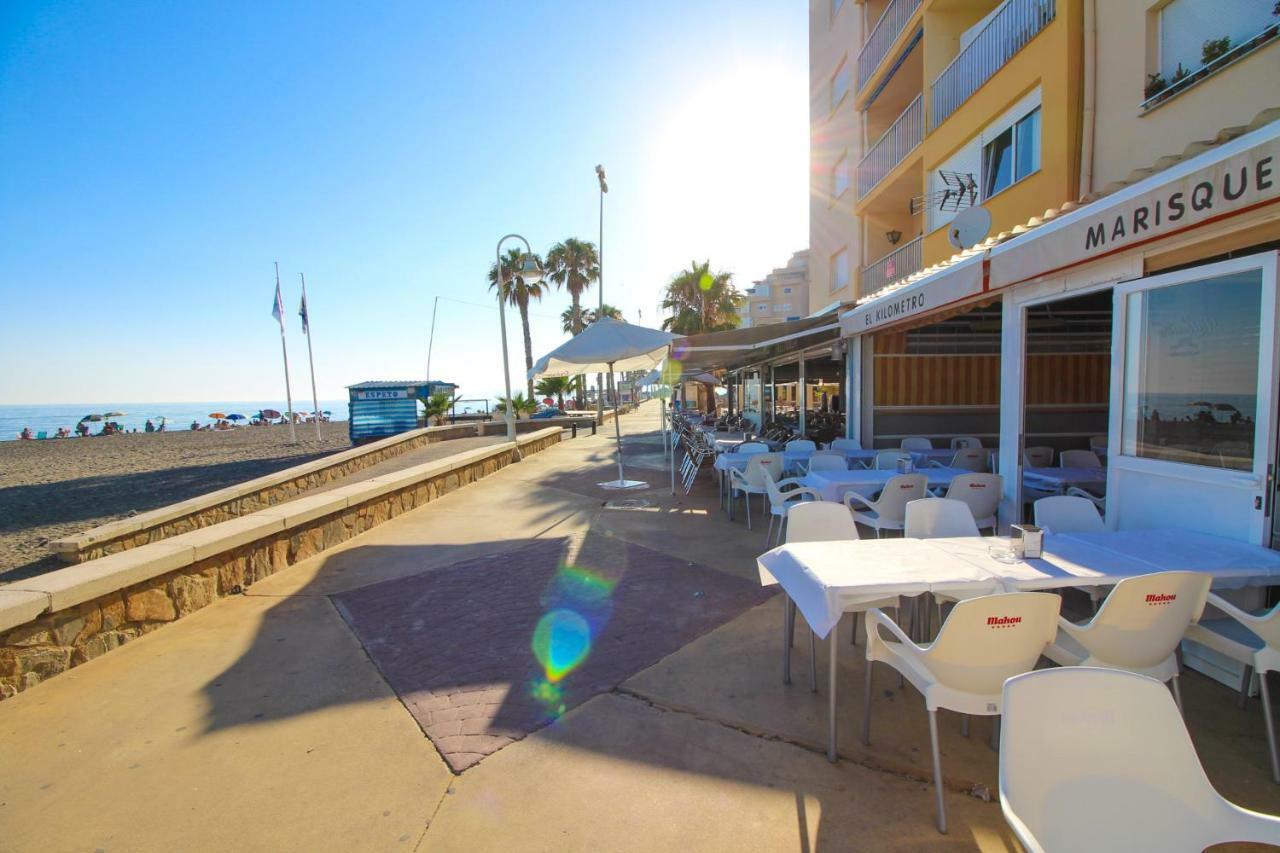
[841,448,986,469]
[755,528,1280,760]
[716,449,816,475]
[800,467,966,503]
[1022,465,1108,495]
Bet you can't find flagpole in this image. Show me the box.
[275,262,298,444]
[300,272,322,442]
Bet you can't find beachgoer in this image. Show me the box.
[145,419,155,433]
[56,427,70,438]
[75,422,89,437]
[19,427,33,440]
[190,420,200,431]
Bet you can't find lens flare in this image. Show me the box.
[531,608,592,683]
[698,272,714,291]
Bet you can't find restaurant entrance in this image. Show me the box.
[1015,289,1113,522]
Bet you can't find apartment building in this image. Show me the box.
[738,251,811,328]
[809,0,864,316]
[814,0,1075,302]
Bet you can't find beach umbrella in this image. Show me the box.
[102,411,126,417]
[1189,401,1213,407]
[1213,403,1240,412]
[529,316,676,490]
[260,409,281,419]
[80,414,103,422]
[322,410,331,416]
[226,414,246,421]
[208,412,227,419]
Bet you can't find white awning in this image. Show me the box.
[839,253,985,337]
[989,119,1280,290]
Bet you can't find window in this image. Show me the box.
[831,0,844,20]
[832,249,850,292]
[830,60,850,112]
[832,154,850,199]
[774,303,792,313]
[1157,0,1274,79]
[756,304,768,312]
[982,107,1040,198]
[1122,269,1262,471]
[783,287,793,294]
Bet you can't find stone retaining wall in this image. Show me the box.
[51,419,583,565]
[0,429,562,699]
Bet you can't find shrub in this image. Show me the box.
[1201,36,1232,65]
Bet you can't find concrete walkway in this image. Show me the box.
[1,401,1276,851]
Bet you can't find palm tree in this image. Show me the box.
[559,303,624,334]
[495,392,538,418]
[421,391,460,426]
[534,376,576,410]
[545,238,599,335]
[489,248,547,400]
[546,239,599,408]
[661,260,744,335]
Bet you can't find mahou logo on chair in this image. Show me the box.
[1145,593,1176,605]
[986,615,1023,628]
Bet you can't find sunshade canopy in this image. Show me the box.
[529,317,676,379]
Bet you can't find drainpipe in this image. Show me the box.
[1078,0,1097,198]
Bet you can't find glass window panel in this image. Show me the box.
[1159,0,1274,78]
[982,129,1013,198]
[831,62,849,111]
[833,249,850,290]
[833,155,850,197]
[1122,270,1262,471]
[1014,108,1040,180]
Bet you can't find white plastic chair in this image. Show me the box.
[1000,667,1280,852]
[781,502,898,690]
[901,436,933,451]
[1065,485,1105,513]
[736,441,769,456]
[785,438,816,454]
[863,592,1062,834]
[1060,448,1103,469]
[763,470,824,547]
[1034,495,1103,534]
[936,448,987,473]
[1022,446,1054,468]
[1185,594,1280,782]
[874,450,912,470]
[805,453,847,474]
[829,437,862,452]
[950,435,983,450]
[1088,434,1108,455]
[943,473,1002,531]
[1044,571,1212,714]
[729,453,782,529]
[843,474,927,537]
[904,497,979,539]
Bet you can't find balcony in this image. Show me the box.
[930,0,1055,131]
[856,94,923,199]
[857,0,922,92]
[861,236,923,297]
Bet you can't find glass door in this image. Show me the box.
[1110,252,1279,544]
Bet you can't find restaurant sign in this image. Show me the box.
[354,389,411,400]
[989,129,1280,290]
[839,256,984,336]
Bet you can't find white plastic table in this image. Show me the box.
[1022,466,1108,494]
[756,528,1280,761]
[800,467,966,502]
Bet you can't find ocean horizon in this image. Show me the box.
[0,401,351,441]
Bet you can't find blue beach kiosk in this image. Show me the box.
[347,380,458,444]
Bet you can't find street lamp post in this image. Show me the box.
[494,234,544,451]
[595,164,608,425]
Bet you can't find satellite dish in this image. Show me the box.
[948,206,991,250]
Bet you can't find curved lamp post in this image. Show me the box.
[494,234,544,449]
[595,164,607,425]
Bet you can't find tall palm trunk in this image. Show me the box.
[571,292,585,409]
[519,299,535,401]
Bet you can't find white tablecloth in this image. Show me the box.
[715,449,816,474]
[757,528,1280,638]
[1023,466,1108,492]
[800,467,966,502]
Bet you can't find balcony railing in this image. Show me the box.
[857,0,922,91]
[856,94,923,198]
[861,236,923,297]
[930,0,1055,130]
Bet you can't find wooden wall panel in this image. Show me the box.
[873,352,1110,407]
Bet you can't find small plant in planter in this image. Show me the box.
[1144,71,1168,100]
[1201,36,1232,65]
[1171,62,1189,84]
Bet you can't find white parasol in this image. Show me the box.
[529,318,675,489]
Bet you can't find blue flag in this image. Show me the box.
[299,289,310,335]
[272,282,285,326]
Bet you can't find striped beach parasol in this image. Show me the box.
[208,412,227,419]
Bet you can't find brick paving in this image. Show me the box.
[331,536,775,772]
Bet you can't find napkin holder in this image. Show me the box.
[895,457,914,474]
[1010,524,1043,559]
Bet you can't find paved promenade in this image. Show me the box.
[1,401,1275,851]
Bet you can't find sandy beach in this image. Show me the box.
[0,422,352,581]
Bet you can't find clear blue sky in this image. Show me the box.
[0,1,808,405]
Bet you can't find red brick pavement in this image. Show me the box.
[332,536,774,772]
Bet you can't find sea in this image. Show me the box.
[0,401,350,441]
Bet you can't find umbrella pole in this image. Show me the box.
[611,364,626,483]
